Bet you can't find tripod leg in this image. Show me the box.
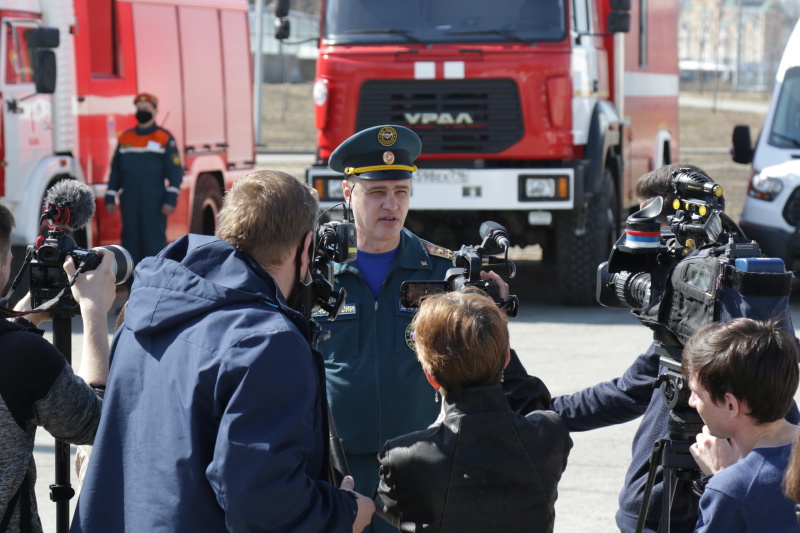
[636,440,666,533]
[660,441,675,533]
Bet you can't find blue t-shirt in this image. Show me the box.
[355,248,398,299]
[694,442,799,532]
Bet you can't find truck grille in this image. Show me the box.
[356,79,523,154]
[783,187,800,226]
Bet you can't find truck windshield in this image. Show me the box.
[768,67,800,149]
[323,0,567,45]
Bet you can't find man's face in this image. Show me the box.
[135,100,156,116]
[688,374,733,438]
[343,178,410,253]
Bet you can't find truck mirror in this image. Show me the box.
[607,12,630,34]
[25,27,60,49]
[34,51,57,94]
[731,125,754,165]
[609,0,631,11]
[274,17,290,40]
[274,0,290,18]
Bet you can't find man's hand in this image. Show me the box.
[162,204,175,216]
[690,425,742,475]
[66,250,116,387]
[13,293,50,326]
[67,251,116,316]
[480,270,509,300]
[105,203,117,215]
[340,475,375,533]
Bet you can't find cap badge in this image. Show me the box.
[378,126,398,147]
[383,151,395,164]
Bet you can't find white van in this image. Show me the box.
[731,19,800,269]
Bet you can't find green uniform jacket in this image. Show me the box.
[315,228,453,454]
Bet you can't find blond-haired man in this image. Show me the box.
[73,171,374,533]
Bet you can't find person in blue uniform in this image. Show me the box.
[314,125,536,533]
[105,93,183,267]
[72,170,374,532]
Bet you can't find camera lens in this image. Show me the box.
[93,245,134,285]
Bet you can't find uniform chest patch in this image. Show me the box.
[405,323,416,352]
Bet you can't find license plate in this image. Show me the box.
[414,169,469,184]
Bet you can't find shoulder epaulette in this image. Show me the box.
[420,239,454,260]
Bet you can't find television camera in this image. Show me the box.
[400,221,519,317]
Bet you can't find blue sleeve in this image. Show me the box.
[207,330,356,532]
[694,489,745,533]
[550,342,658,431]
[162,132,182,207]
[106,142,123,205]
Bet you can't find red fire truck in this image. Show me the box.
[306,0,679,305]
[0,0,254,257]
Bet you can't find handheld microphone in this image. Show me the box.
[42,180,96,231]
[479,221,511,253]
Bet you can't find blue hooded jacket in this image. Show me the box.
[71,235,357,532]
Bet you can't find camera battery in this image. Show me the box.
[734,257,786,273]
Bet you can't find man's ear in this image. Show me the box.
[300,230,314,273]
[724,392,741,418]
[342,179,352,202]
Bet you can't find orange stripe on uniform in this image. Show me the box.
[117,128,171,149]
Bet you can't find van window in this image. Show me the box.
[768,67,800,149]
[4,22,36,84]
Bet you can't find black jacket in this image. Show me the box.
[374,384,572,533]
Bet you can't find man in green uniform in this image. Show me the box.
[105,93,183,267]
[314,125,471,533]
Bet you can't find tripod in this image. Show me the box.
[635,438,700,533]
[635,343,703,533]
[50,314,76,533]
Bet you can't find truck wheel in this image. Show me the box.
[191,174,223,235]
[556,169,618,306]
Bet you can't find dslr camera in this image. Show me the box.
[400,221,519,317]
[28,230,133,311]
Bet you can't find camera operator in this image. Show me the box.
[549,163,800,533]
[374,288,571,532]
[0,202,115,533]
[315,125,550,533]
[71,171,374,533]
[682,318,799,532]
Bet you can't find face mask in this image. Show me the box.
[287,236,316,319]
[135,110,153,124]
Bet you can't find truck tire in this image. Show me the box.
[556,169,618,306]
[191,174,223,235]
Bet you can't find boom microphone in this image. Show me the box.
[42,180,96,231]
[479,221,511,253]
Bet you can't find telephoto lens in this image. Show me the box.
[93,245,134,285]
